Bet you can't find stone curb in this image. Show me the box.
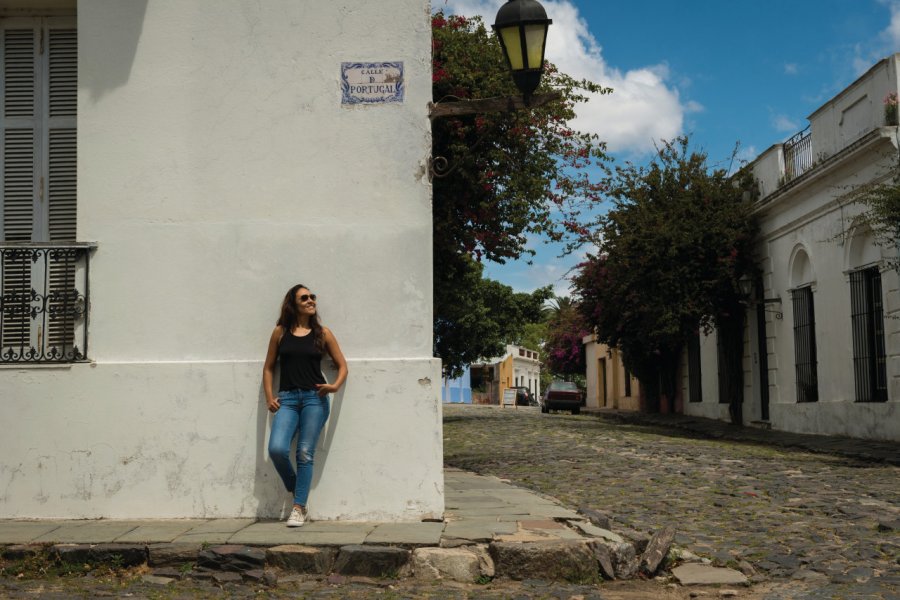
[0,525,715,586]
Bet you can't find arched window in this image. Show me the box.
[789,247,818,403]
[847,227,887,402]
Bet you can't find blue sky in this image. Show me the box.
[436,0,900,296]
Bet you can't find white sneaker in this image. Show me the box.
[286,506,307,527]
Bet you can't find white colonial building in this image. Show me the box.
[0,0,443,520]
[682,55,900,441]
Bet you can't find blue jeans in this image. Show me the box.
[268,389,330,507]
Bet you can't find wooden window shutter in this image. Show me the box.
[44,19,78,355]
[46,22,77,242]
[1,17,78,359]
[2,22,38,242]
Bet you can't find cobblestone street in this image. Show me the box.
[443,405,900,599]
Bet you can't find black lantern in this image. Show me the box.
[493,0,552,104]
[738,274,754,299]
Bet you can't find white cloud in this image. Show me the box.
[883,0,900,46]
[435,0,689,154]
[772,114,799,132]
[784,63,799,75]
[854,1,900,75]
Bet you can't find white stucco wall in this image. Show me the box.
[753,140,900,440]
[684,126,900,441]
[0,0,443,519]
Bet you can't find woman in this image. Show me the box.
[263,284,348,527]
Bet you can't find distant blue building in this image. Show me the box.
[442,366,472,404]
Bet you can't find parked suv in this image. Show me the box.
[541,380,582,414]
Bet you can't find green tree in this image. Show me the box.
[543,295,589,377]
[435,255,552,377]
[511,320,548,355]
[849,151,900,271]
[572,138,758,420]
[431,12,609,373]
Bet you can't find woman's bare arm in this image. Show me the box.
[263,326,282,412]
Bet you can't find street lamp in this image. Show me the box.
[493,0,552,105]
[738,274,783,319]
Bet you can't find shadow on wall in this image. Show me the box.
[79,0,148,101]
[252,365,342,519]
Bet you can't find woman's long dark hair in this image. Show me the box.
[277,283,325,351]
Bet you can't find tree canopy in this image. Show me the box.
[572,138,758,414]
[850,149,900,271]
[542,295,589,376]
[431,12,609,374]
[435,256,551,378]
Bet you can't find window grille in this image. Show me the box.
[716,330,729,404]
[688,331,702,402]
[791,286,819,402]
[850,268,887,402]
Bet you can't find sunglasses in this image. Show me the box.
[297,293,317,302]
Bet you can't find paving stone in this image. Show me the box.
[587,541,615,580]
[791,568,829,583]
[53,543,146,567]
[518,519,563,530]
[470,544,495,577]
[364,522,444,546]
[769,554,802,569]
[447,507,531,517]
[86,543,147,566]
[1,544,43,560]
[150,567,187,579]
[34,522,142,544]
[878,519,899,532]
[410,547,481,582]
[115,521,205,543]
[147,543,202,567]
[332,545,410,577]
[494,529,559,543]
[141,574,174,586]
[228,521,372,546]
[0,522,64,544]
[173,519,255,543]
[213,571,243,584]
[196,545,265,572]
[52,544,93,564]
[640,526,675,576]
[573,522,623,543]
[266,544,336,574]
[577,507,611,529]
[672,564,748,585]
[607,541,638,579]
[442,520,517,541]
[489,539,599,582]
[617,526,652,553]
[846,566,875,582]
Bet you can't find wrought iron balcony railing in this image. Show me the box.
[0,243,95,364]
[783,126,813,183]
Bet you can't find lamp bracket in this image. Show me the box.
[428,91,563,179]
[760,298,783,320]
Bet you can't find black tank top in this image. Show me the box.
[278,329,327,392]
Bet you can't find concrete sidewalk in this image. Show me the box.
[2,468,643,584]
[0,469,582,548]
